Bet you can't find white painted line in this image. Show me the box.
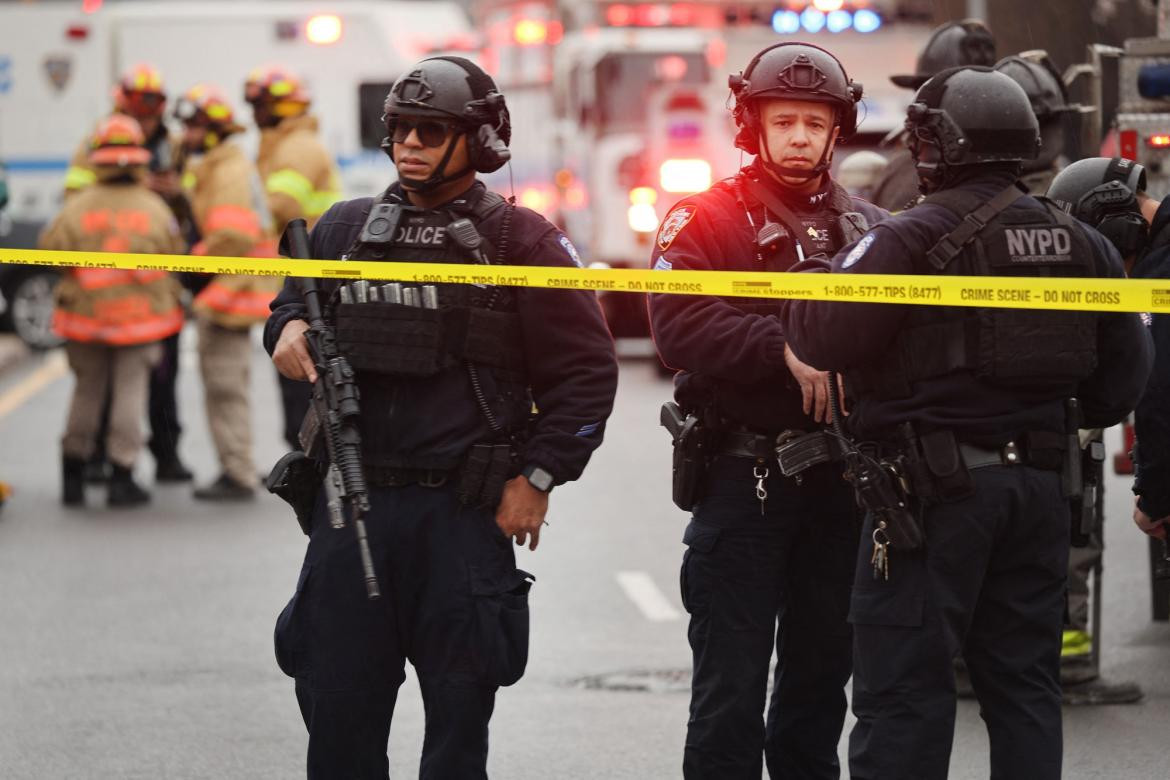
[0,351,67,421]
[616,570,682,622]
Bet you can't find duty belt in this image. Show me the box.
[957,434,1065,473]
[719,430,778,460]
[363,464,452,488]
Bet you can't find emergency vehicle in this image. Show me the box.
[475,0,931,337]
[0,0,472,347]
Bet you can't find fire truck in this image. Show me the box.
[474,0,930,338]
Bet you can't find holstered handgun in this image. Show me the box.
[1071,428,1105,548]
[266,450,324,536]
[661,401,708,512]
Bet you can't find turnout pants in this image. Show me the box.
[62,340,160,467]
[274,482,532,779]
[681,456,858,779]
[196,318,255,486]
[848,465,1068,780]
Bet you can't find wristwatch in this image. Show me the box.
[521,464,555,493]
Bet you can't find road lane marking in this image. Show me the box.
[616,570,682,622]
[0,351,67,421]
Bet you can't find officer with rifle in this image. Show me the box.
[780,68,1152,779]
[264,57,618,779]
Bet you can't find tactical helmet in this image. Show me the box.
[1047,157,1149,258]
[729,42,862,180]
[994,53,1073,120]
[244,65,311,121]
[891,20,997,90]
[381,56,511,191]
[113,63,166,120]
[89,114,151,167]
[905,67,1040,188]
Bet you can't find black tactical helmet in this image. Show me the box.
[381,56,512,189]
[1047,157,1149,258]
[729,42,862,179]
[891,20,997,90]
[994,53,1072,120]
[905,67,1040,188]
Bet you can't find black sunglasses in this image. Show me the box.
[390,117,454,148]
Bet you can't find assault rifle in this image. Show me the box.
[282,218,380,600]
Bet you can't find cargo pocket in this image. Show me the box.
[274,562,312,678]
[679,521,721,615]
[470,565,534,687]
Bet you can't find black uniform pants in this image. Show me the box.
[274,482,532,780]
[681,456,858,779]
[848,465,1068,780]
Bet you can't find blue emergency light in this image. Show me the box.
[772,6,883,35]
[1139,63,1170,101]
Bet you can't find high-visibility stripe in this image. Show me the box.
[194,280,276,319]
[64,166,97,191]
[53,306,183,345]
[203,204,262,237]
[73,267,169,290]
[266,168,340,218]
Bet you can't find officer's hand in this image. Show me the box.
[1138,192,1161,225]
[496,476,549,551]
[273,319,317,383]
[783,343,844,423]
[1134,501,1168,539]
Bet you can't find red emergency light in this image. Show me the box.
[82,0,102,14]
[1148,133,1170,149]
[606,3,721,28]
[1120,129,1138,162]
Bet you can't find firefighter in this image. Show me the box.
[41,115,185,508]
[63,63,195,484]
[174,84,282,501]
[244,65,342,452]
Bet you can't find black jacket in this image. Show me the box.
[648,163,887,433]
[1133,198,1170,517]
[780,171,1153,443]
[264,181,618,486]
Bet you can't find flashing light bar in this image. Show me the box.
[772,7,882,34]
[629,203,660,233]
[306,14,342,45]
[1149,134,1170,149]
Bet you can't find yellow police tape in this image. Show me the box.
[2,246,1167,314]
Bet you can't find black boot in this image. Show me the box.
[108,464,151,508]
[62,456,86,507]
[154,454,194,483]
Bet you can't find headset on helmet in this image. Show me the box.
[381,56,511,192]
[905,66,1040,190]
[728,42,862,181]
[1047,157,1150,259]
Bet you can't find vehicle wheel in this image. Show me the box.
[5,271,62,350]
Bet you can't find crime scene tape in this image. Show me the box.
[2,246,1168,314]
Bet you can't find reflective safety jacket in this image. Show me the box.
[40,179,184,345]
[256,114,341,232]
[185,140,282,328]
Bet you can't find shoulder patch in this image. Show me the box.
[841,232,875,270]
[653,256,672,271]
[558,234,583,267]
[657,205,697,251]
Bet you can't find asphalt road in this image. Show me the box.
[0,333,1167,779]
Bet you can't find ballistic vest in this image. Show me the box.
[850,183,1100,400]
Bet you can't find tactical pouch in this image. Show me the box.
[458,443,516,508]
[266,450,324,535]
[917,429,975,502]
[335,302,448,376]
[661,402,708,512]
[775,429,843,476]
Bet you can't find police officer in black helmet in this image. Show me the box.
[649,42,886,778]
[781,69,1151,778]
[265,57,618,778]
[995,52,1079,194]
[1050,159,1170,551]
[871,20,997,212]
